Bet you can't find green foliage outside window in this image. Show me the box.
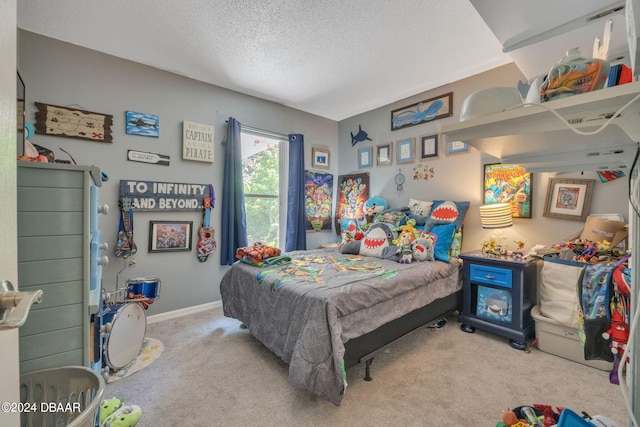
[243,145,280,247]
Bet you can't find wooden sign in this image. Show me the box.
[35,102,113,142]
[127,150,170,166]
[119,179,209,211]
[182,121,214,162]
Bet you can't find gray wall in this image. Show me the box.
[19,31,628,316]
[18,30,340,315]
[338,63,628,255]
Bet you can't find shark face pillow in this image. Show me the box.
[339,222,398,260]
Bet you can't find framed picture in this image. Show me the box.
[312,146,330,169]
[446,140,469,156]
[543,178,595,221]
[358,147,372,169]
[126,110,160,138]
[376,143,393,166]
[149,221,193,252]
[396,138,415,164]
[420,133,439,159]
[391,92,453,130]
[483,163,532,218]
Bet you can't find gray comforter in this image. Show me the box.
[220,248,462,405]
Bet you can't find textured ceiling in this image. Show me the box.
[18,1,621,121]
[17,0,513,121]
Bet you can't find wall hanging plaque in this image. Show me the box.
[391,92,453,131]
[183,120,214,163]
[126,110,159,137]
[119,179,209,211]
[35,102,113,143]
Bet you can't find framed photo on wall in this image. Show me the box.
[543,178,595,221]
[396,137,415,164]
[446,140,469,156]
[358,147,372,169]
[420,133,439,159]
[483,163,532,218]
[312,146,330,169]
[149,221,193,252]
[376,143,393,166]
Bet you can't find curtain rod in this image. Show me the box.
[225,121,288,140]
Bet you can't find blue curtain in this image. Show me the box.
[285,134,307,251]
[220,117,248,265]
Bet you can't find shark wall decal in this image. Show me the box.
[350,125,372,146]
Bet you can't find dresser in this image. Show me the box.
[459,251,539,350]
[17,162,108,373]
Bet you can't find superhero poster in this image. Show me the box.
[305,171,334,232]
[483,164,532,218]
[334,172,370,235]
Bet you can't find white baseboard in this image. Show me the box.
[147,301,221,324]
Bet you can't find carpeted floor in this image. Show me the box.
[105,305,630,426]
[107,337,164,384]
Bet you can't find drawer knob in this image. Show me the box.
[485,274,495,279]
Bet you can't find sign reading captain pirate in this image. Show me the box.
[182,120,214,162]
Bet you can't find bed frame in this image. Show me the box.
[343,290,462,381]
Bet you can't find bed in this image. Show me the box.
[220,247,462,405]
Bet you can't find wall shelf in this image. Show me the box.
[442,81,640,172]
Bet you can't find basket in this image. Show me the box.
[20,366,105,427]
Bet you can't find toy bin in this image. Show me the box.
[531,305,613,371]
[19,366,105,427]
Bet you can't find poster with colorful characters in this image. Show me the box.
[483,164,532,218]
[334,173,370,235]
[305,171,334,232]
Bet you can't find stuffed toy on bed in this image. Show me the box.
[411,238,435,262]
[339,222,399,261]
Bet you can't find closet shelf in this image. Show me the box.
[442,81,640,172]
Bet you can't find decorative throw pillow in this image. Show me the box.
[424,200,469,232]
[355,222,399,260]
[424,223,457,262]
[449,227,463,258]
[371,210,407,229]
[408,199,433,216]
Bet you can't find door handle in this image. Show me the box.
[0,280,43,330]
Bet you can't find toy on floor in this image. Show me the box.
[100,397,124,426]
[102,403,142,427]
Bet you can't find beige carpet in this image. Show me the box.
[108,337,164,383]
[105,305,629,426]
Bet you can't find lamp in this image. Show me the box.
[479,203,513,229]
[479,203,513,256]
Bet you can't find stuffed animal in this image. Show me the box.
[603,310,629,355]
[363,195,388,224]
[396,228,415,263]
[411,238,434,261]
[339,222,398,261]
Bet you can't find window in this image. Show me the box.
[241,130,287,247]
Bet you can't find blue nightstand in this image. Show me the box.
[459,251,539,350]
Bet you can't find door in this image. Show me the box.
[0,1,21,426]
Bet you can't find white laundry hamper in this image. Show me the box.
[19,366,104,427]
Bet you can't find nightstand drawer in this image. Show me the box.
[469,264,512,289]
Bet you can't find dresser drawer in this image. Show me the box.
[469,264,512,289]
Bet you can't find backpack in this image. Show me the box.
[577,263,614,362]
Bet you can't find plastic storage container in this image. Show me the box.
[531,305,613,371]
[20,366,105,427]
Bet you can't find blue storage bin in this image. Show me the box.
[557,409,596,426]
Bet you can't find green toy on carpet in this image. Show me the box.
[100,397,142,427]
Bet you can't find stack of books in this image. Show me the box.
[607,63,633,87]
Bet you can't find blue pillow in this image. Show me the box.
[426,223,457,262]
[424,200,469,231]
